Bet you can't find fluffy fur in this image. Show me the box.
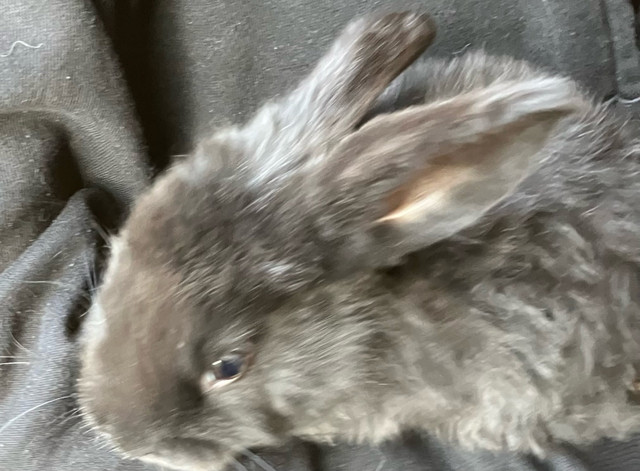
[78,11,640,471]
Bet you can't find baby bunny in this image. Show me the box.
[78,11,640,471]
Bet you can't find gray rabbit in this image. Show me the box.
[78,11,640,471]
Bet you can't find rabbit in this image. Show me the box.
[77,10,640,471]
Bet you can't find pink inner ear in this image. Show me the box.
[378,160,475,223]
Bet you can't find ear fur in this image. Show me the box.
[313,77,585,267]
[213,12,436,186]
[281,11,436,139]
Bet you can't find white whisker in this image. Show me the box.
[231,457,249,471]
[0,395,72,433]
[51,407,82,428]
[90,220,112,248]
[240,449,278,471]
[9,333,31,355]
[22,280,74,288]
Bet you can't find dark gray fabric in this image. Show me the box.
[1,1,639,470]
[604,0,640,100]
[120,0,620,158]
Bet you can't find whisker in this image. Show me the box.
[0,395,72,433]
[231,457,249,471]
[78,419,95,432]
[9,333,31,355]
[240,449,278,471]
[90,220,112,248]
[83,251,100,295]
[51,407,82,428]
[21,280,75,289]
[0,361,30,366]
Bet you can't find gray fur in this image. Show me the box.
[78,11,640,471]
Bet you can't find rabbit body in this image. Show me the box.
[78,12,640,471]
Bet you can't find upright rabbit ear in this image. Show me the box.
[214,12,434,187]
[312,77,585,268]
[287,11,436,138]
[239,12,436,150]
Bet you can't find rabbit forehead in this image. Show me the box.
[138,157,321,291]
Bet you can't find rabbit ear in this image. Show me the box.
[291,11,436,137]
[247,12,435,140]
[219,12,434,187]
[313,77,585,267]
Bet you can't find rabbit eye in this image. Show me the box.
[215,354,244,379]
[200,350,252,392]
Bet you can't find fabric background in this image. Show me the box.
[1,1,639,470]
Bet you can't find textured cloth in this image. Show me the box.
[1,1,639,470]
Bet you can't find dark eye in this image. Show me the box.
[215,354,244,379]
[200,350,252,392]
